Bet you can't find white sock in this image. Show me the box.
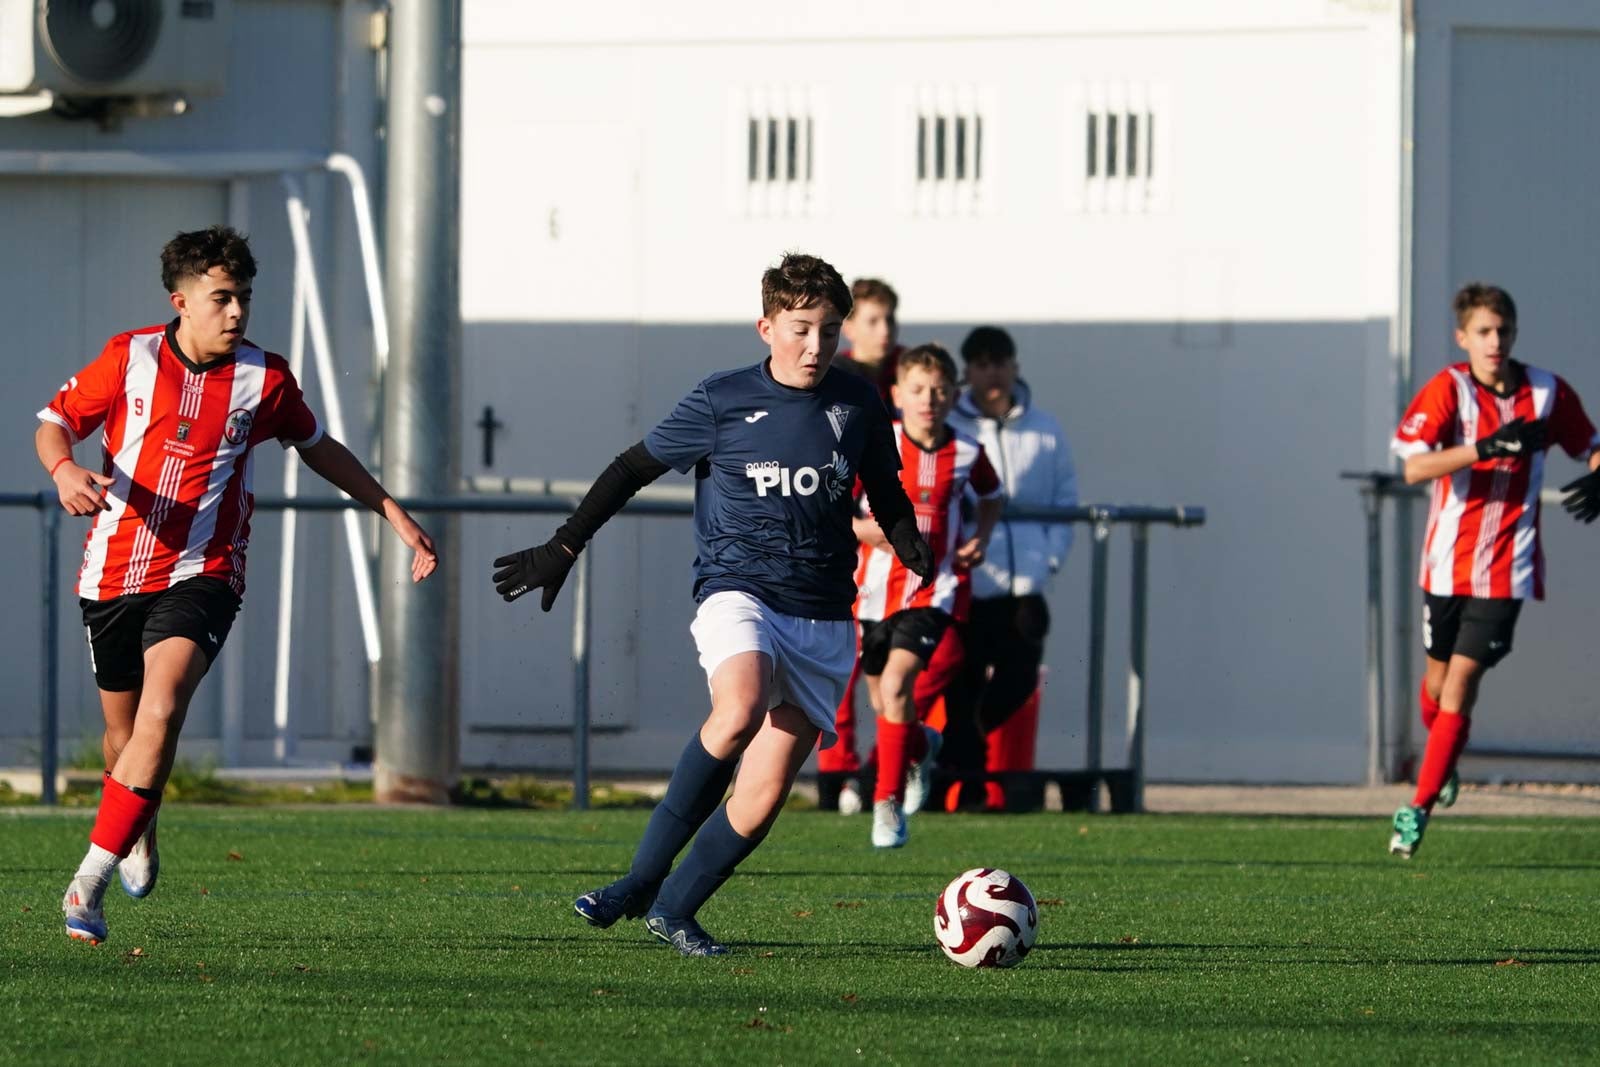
[73,844,119,904]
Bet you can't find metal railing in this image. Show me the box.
[9,490,1203,810]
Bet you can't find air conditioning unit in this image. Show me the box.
[0,0,232,98]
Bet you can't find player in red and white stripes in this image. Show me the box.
[1386,283,1600,857]
[854,344,1003,848]
[38,226,437,944]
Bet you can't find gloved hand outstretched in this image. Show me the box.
[887,516,934,580]
[492,537,577,611]
[1560,469,1600,525]
[1475,417,1547,461]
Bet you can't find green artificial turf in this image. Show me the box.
[4,807,1599,1065]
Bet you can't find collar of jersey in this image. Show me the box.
[165,318,239,375]
[760,357,822,396]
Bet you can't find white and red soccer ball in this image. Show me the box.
[934,867,1039,968]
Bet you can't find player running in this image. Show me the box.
[492,252,931,956]
[1387,283,1600,857]
[853,344,1002,848]
[39,226,437,944]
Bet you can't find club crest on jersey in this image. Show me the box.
[176,420,192,442]
[223,408,254,445]
[825,403,853,442]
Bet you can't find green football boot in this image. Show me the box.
[1388,804,1429,858]
[1437,770,1459,809]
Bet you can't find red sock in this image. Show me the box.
[1419,679,1441,732]
[874,718,913,804]
[1412,711,1469,811]
[91,776,162,858]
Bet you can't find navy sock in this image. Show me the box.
[651,805,764,920]
[623,734,738,889]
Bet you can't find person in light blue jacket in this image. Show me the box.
[943,326,1078,786]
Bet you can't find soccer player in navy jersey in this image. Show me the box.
[491,253,932,956]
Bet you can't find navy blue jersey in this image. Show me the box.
[645,359,900,620]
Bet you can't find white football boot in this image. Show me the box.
[871,799,908,849]
[901,726,943,816]
[118,815,159,899]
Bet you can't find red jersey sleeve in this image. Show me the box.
[1391,369,1459,458]
[969,446,1003,499]
[259,355,324,448]
[38,335,129,444]
[1547,376,1600,459]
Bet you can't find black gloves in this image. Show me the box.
[492,538,577,611]
[887,516,934,579]
[1560,469,1600,524]
[1476,417,1547,461]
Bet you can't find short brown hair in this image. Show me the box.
[761,253,851,318]
[161,225,257,293]
[849,277,899,315]
[1453,283,1517,329]
[896,343,958,387]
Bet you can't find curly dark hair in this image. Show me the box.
[761,252,852,319]
[160,225,257,293]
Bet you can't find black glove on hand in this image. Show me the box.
[492,538,577,611]
[1475,417,1547,461]
[1560,469,1600,524]
[887,516,934,579]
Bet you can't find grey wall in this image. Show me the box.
[458,316,1394,783]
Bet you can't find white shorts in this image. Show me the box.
[689,590,856,749]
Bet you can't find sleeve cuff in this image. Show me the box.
[1390,438,1431,458]
[36,409,80,445]
[283,420,325,450]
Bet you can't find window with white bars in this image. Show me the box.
[1066,83,1170,214]
[899,86,993,217]
[729,87,821,218]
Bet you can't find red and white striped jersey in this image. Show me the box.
[1391,361,1599,600]
[855,424,1001,621]
[38,322,324,602]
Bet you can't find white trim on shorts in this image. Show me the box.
[689,590,856,749]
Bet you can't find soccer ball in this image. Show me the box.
[934,867,1039,968]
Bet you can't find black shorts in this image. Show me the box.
[1422,593,1522,669]
[80,577,242,692]
[858,608,952,676]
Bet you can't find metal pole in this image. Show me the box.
[1362,486,1387,786]
[39,500,59,806]
[1125,523,1149,813]
[571,547,593,811]
[376,0,461,804]
[271,263,309,764]
[1085,512,1111,810]
[1391,494,1415,779]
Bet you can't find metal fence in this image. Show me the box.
[6,490,1203,810]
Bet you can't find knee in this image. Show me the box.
[878,663,918,701]
[134,699,186,736]
[702,700,764,753]
[103,724,134,753]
